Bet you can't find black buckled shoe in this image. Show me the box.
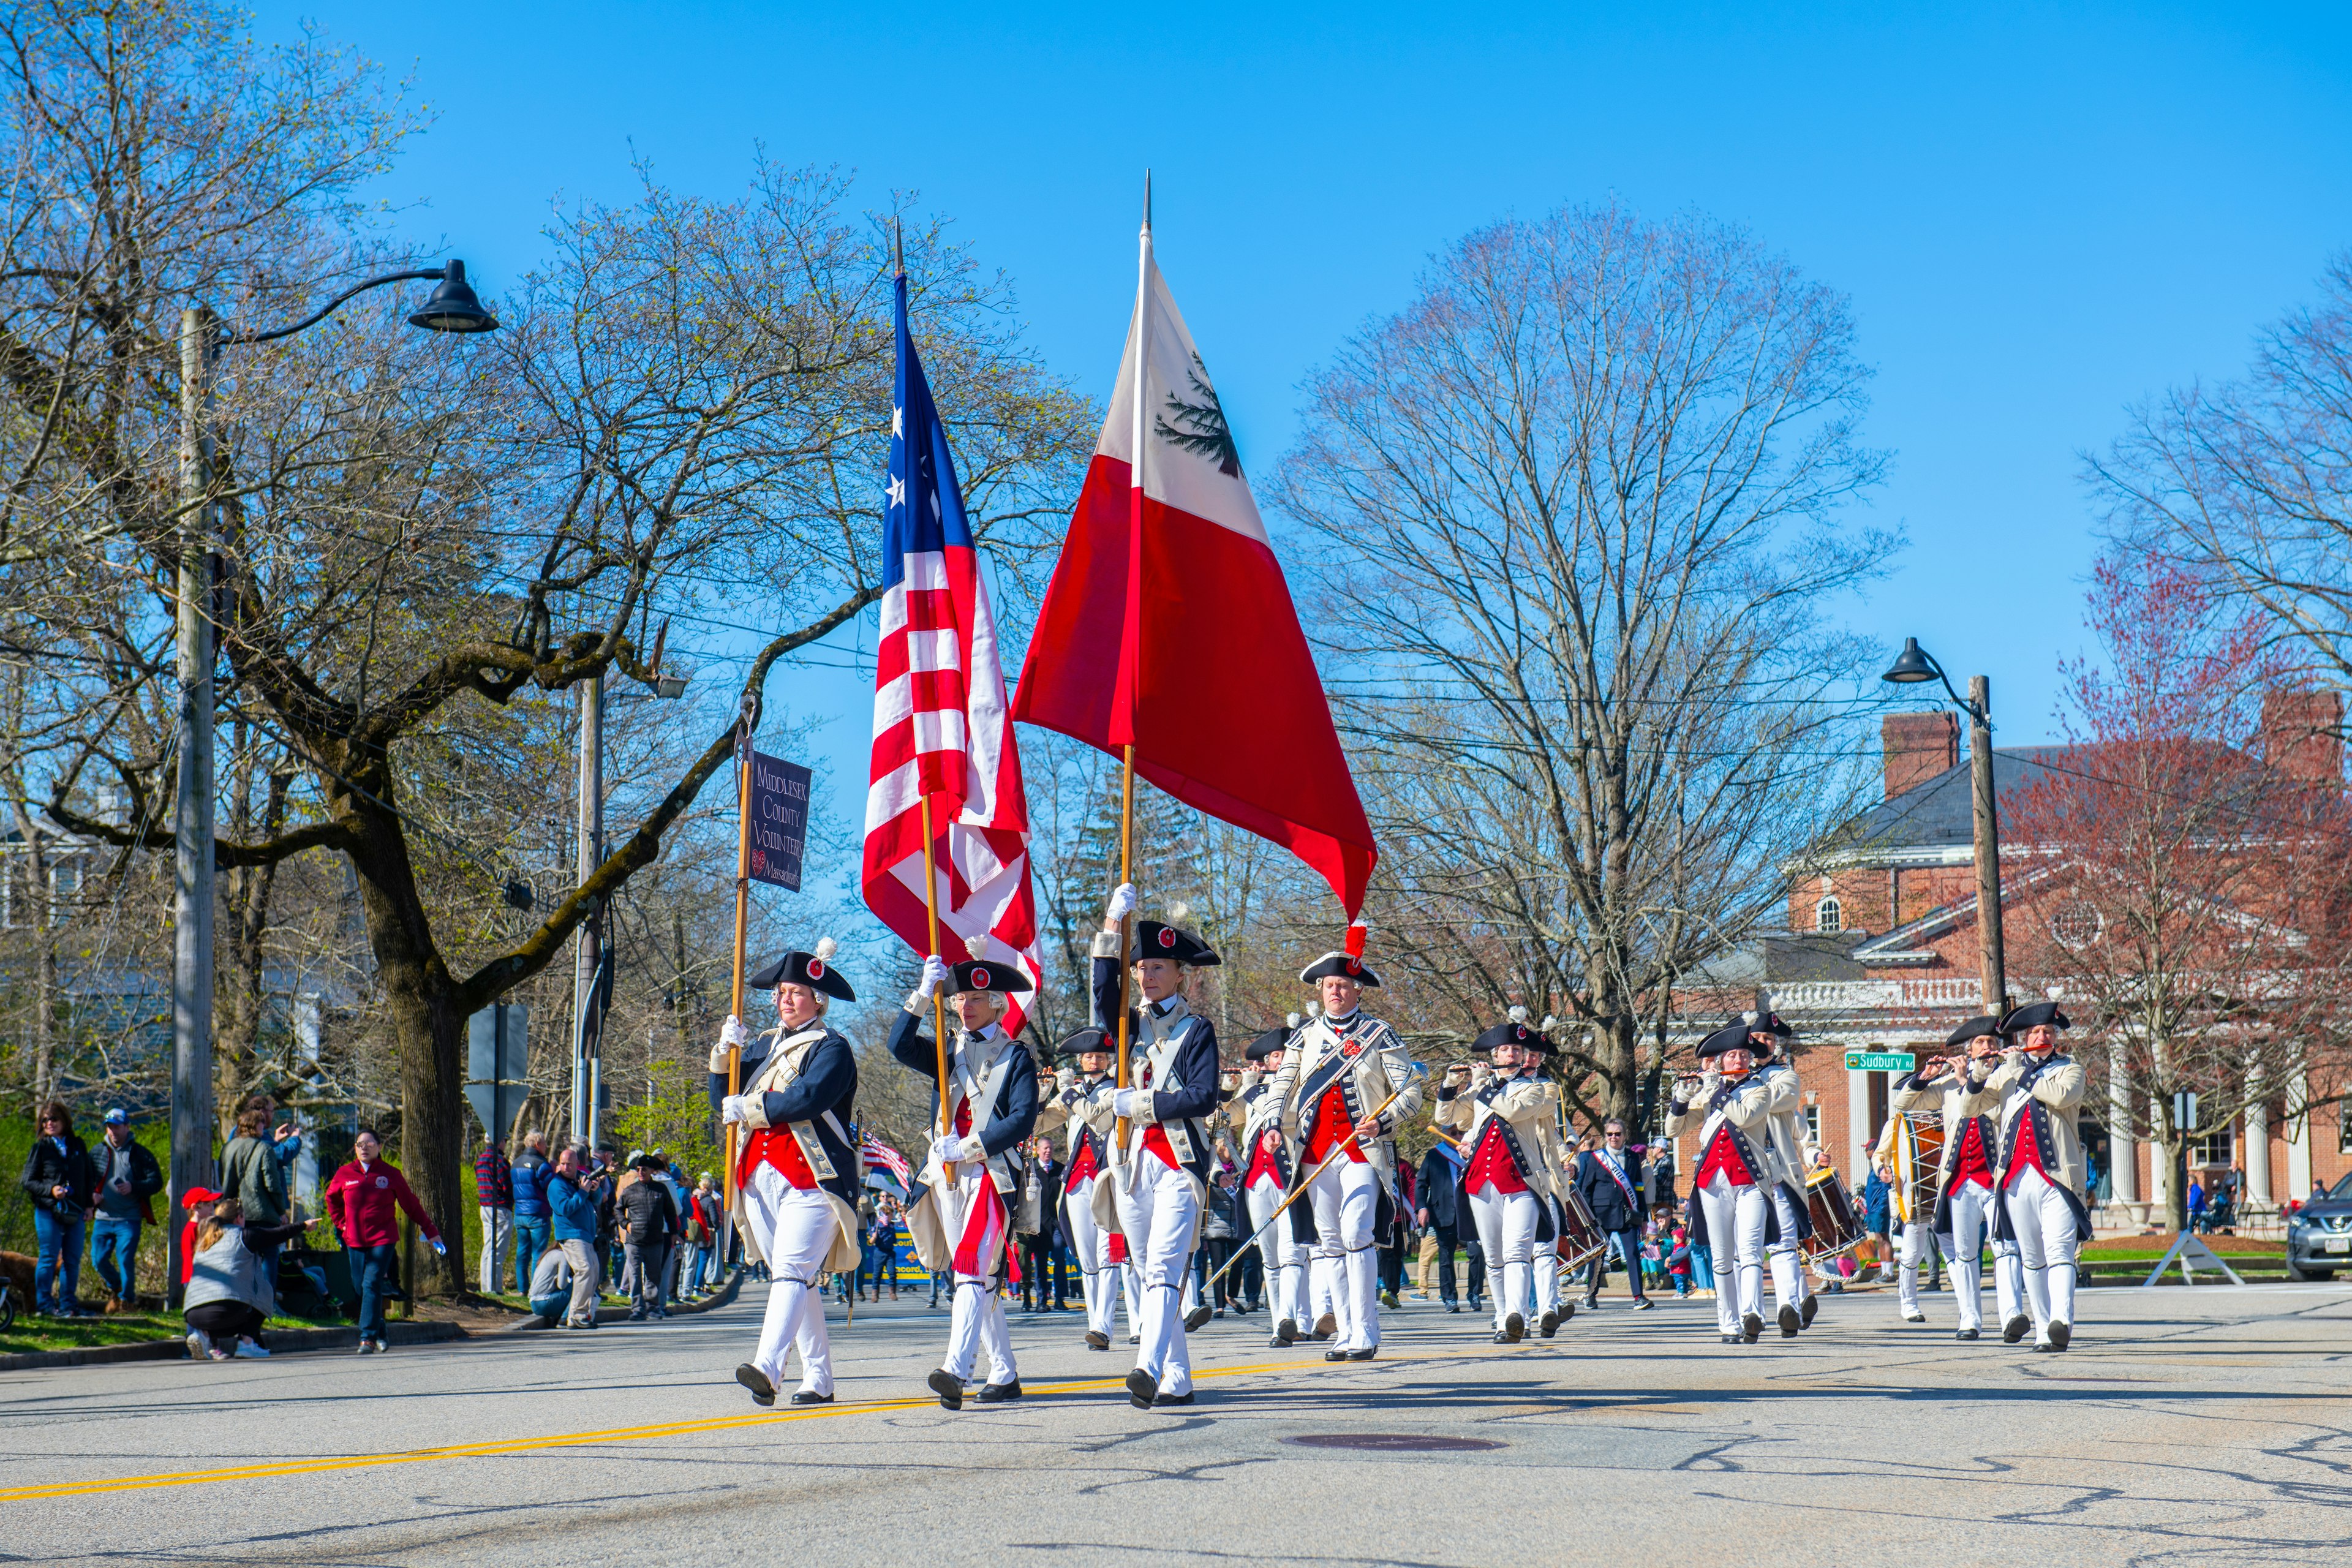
[1347,1347,1377,1361]
[1312,1313,1338,1340]
[2046,1321,2071,1351]
[1538,1308,1561,1338]
[1153,1390,1196,1406]
[735,1364,777,1408]
[1955,1328,1980,1341]
[975,1379,1023,1403]
[1741,1313,1763,1344]
[1084,1330,1110,1351]
[1502,1312,1526,1344]
[927,1369,963,1411]
[1778,1304,1801,1338]
[790,1389,834,1405]
[1125,1368,1158,1409]
[1275,1317,1299,1346]
[1493,1330,1513,1344]
[1800,1294,1818,1328]
[2002,1314,2030,1345]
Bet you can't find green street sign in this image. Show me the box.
[1845,1050,1916,1072]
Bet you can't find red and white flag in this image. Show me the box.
[862,273,1044,1031]
[1010,218,1377,913]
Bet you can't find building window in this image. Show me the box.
[2340,1102,2352,1156]
[1803,1105,1821,1142]
[1815,895,1841,933]
[2051,901,2103,948]
[2191,1126,2233,1167]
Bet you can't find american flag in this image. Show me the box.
[861,268,1044,1034]
[861,1132,912,1190]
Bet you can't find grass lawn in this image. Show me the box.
[0,1308,344,1359]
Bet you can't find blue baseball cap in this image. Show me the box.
[102,1107,128,1125]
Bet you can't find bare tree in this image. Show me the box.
[1275,203,1893,1130]
[2092,253,2352,731]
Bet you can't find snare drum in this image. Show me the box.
[1891,1113,1946,1226]
[1554,1184,1607,1268]
[1803,1168,1863,1258]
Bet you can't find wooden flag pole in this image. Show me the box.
[723,699,755,1234]
[921,795,952,1136]
[1113,745,1137,1149]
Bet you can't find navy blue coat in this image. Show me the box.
[884,1011,1039,1161]
[722,1027,862,1208]
[1090,954,1221,1181]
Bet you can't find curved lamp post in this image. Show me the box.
[1879,638,2008,1014]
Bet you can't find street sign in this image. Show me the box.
[1844,1050,1916,1072]
[746,750,813,892]
[466,1003,530,1142]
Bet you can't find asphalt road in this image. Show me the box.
[2,1278,2348,1566]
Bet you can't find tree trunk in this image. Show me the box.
[2160,1131,2189,1233]
[339,781,467,1296]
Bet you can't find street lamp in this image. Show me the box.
[172,260,499,1295]
[1879,638,2008,1014]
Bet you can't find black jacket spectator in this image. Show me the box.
[617,1175,679,1245]
[20,1128,94,1215]
[1575,1147,1647,1232]
[1415,1148,1461,1230]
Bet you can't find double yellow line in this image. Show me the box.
[0,1346,1425,1503]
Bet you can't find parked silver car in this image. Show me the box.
[2286,1173,2352,1280]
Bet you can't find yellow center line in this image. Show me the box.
[0,1346,1458,1504]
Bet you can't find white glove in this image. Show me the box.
[956,1134,987,1164]
[721,1095,753,1126]
[930,1130,962,1169]
[917,949,955,1001]
[709,1014,753,1073]
[1055,1066,1078,1091]
[1105,882,1137,922]
[1240,1067,1264,1089]
[1114,1087,1145,1119]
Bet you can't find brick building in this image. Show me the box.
[1656,701,2351,1227]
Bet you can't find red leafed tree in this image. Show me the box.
[2005,552,2352,1231]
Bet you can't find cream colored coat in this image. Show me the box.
[729,1027,862,1275]
[1662,1071,1789,1188]
[1433,1063,1566,1200]
[1984,1050,2089,1198]
[1888,1061,2003,1185]
[1261,1013,1423,1185]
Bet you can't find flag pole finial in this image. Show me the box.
[1143,169,1152,232]
[893,215,905,279]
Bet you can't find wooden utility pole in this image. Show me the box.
[1967,674,2008,1014]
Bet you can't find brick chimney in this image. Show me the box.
[2260,689,2345,786]
[1882,711,1958,800]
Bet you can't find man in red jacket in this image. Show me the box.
[324,1128,443,1354]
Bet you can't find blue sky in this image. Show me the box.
[258,1,2352,775]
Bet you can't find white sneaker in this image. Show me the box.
[356,1338,378,1355]
[234,1338,271,1359]
[186,1330,213,1360]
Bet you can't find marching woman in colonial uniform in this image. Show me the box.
[888,950,1041,1408]
[1231,1020,1308,1348]
[1433,1012,1566,1344]
[1090,883,1223,1409]
[1262,924,1424,1363]
[1749,1013,1819,1334]
[712,943,864,1408]
[1048,1027,1128,1351]
[1987,997,2090,1352]
[1665,1021,1787,1344]
[1889,1014,2013,1340]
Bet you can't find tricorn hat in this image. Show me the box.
[747,937,854,1001]
[1300,920,1380,987]
[1697,1019,1761,1060]
[1945,1014,2003,1047]
[1471,1008,1555,1056]
[1135,919,1219,967]
[949,956,1033,995]
[1743,1009,1795,1046]
[1998,998,2070,1037]
[1056,1026,1112,1065]
[1245,1025,1292,1063]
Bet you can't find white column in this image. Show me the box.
[2286,1069,2313,1203]
[2244,1098,2271,1207]
[2107,1057,2139,1222]
[1847,1066,1871,1177]
[2147,1096,2171,1221]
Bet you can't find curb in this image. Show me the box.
[497,1268,743,1334]
[0,1319,469,1373]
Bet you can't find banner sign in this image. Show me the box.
[747,751,813,891]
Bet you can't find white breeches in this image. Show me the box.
[1305,1158,1382,1351]
[2005,1167,2079,1339]
[1250,1177,1308,1328]
[742,1168,839,1395]
[1765,1182,1809,1308]
[1467,1183,1538,1331]
[1896,1218,1946,1316]
[938,1167,1014,1385]
[1061,1177,1123,1338]
[1698,1174,1768,1335]
[1113,1156,1200,1395]
[1944,1178,2011,1332]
